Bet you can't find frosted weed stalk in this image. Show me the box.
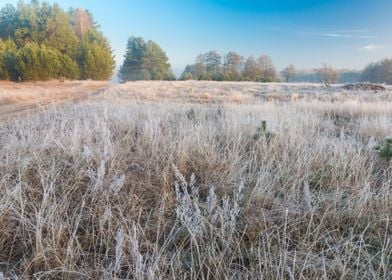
[173,165,244,240]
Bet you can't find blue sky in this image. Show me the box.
[1,0,391,75]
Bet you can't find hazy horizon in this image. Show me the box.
[1,0,391,75]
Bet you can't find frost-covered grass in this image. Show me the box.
[0,82,391,279]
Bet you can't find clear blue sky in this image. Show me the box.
[1,0,391,75]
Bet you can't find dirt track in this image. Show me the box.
[0,81,109,121]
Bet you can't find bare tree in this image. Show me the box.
[280,64,296,82]
[204,51,222,80]
[257,55,277,82]
[74,8,92,38]
[317,63,338,87]
[242,55,259,81]
[223,51,243,81]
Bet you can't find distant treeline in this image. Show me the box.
[180,52,278,82]
[179,51,392,84]
[289,60,392,84]
[291,69,362,84]
[0,1,114,81]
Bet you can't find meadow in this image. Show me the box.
[0,81,391,279]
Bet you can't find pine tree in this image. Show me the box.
[119,37,147,81]
[78,35,115,80]
[0,38,17,80]
[119,37,174,82]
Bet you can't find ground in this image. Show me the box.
[0,81,391,279]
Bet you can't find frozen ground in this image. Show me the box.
[0,81,390,279]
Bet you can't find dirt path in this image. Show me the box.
[0,82,109,121]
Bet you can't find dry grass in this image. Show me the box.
[0,80,107,105]
[0,81,391,279]
[106,81,392,104]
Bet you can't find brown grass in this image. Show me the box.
[0,81,391,279]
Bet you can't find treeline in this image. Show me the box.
[178,50,392,85]
[0,1,114,81]
[290,60,392,85]
[180,51,278,82]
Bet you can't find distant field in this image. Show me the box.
[0,81,391,279]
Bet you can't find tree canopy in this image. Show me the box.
[0,0,114,81]
[119,36,174,82]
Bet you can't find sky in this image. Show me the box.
[1,0,391,75]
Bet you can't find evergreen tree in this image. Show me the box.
[0,4,19,39]
[144,40,174,80]
[0,38,17,80]
[17,42,61,80]
[119,36,174,82]
[58,53,79,80]
[43,4,78,58]
[119,37,146,81]
[78,34,115,80]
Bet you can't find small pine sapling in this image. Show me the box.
[374,137,392,160]
[253,120,274,141]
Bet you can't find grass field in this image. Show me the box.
[0,81,391,279]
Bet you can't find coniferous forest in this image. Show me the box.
[0,1,115,81]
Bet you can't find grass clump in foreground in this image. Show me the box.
[0,96,391,279]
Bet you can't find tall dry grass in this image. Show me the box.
[0,82,391,279]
